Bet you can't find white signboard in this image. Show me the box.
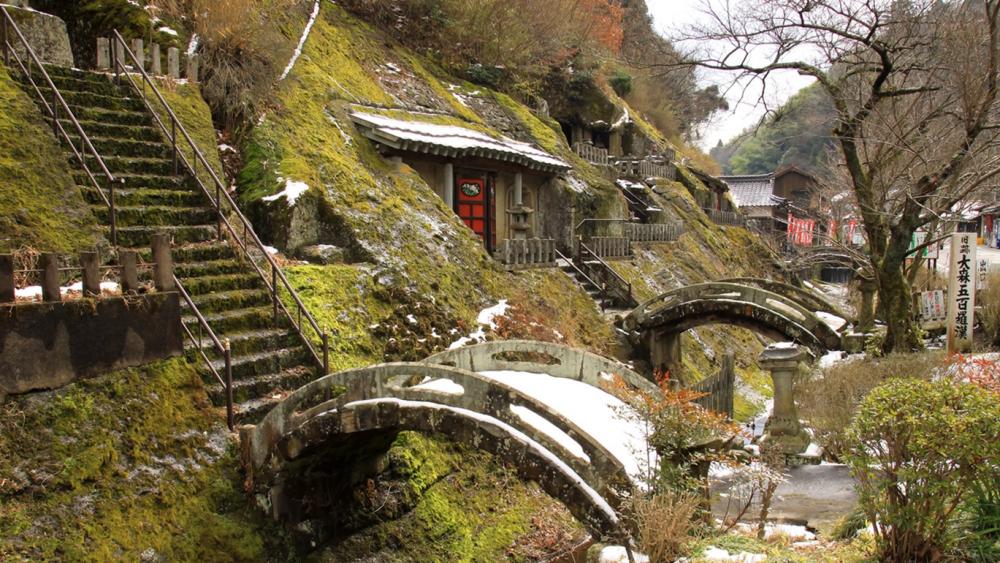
[947,233,977,352]
[919,290,946,321]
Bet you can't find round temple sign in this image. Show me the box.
[460,181,482,197]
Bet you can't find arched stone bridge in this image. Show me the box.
[717,277,850,323]
[622,282,845,377]
[240,341,656,544]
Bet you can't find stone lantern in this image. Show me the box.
[508,172,533,240]
[758,343,812,455]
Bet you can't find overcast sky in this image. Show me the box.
[646,0,816,150]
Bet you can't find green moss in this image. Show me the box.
[317,433,584,562]
[152,79,225,188]
[0,358,293,560]
[0,66,100,252]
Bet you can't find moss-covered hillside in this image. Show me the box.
[0,66,101,253]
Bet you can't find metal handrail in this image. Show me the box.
[174,275,234,429]
[554,248,609,309]
[110,31,329,376]
[577,239,633,305]
[1,6,119,245]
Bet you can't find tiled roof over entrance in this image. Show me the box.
[720,174,783,208]
[350,112,572,174]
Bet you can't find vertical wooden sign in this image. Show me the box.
[947,232,977,353]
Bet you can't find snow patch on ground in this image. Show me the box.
[510,405,590,462]
[599,546,649,563]
[696,545,766,562]
[157,26,178,36]
[448,300,510,349]
[818,350,844,368]
[263,178,310,206]
[186,33,199,56]
[279,0,321,81]
[734,522,816,541]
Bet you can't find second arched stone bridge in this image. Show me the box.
[622,282,845,378]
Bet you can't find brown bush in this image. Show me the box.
[797,352,947,460]
[627,491,702,562]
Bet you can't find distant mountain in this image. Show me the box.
[711,83,837,175]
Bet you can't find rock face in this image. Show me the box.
[4,5,74,67]
[297,244,348,264]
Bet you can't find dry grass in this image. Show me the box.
[797,352,947,460]
[628,490,702,562]
[978,272,1000,345]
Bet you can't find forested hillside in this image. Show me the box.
[711,83,836,174]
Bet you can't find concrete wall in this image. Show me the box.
[0,292,183,398]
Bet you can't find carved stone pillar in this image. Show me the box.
[758,343,812,455]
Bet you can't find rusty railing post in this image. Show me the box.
[120,250,139,293]
[322,330,329,376]
[0,254,14,303]
[271,264,278,325]
[224,337,234,430]
[40,253,60,302]
[80,250,100,297]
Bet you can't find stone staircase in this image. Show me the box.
[14,65,317,423]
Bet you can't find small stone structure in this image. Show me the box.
[758,344,813,454]
[1,4,74,67]
[0,293,182,398]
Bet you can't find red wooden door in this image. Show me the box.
[456,177,488,243]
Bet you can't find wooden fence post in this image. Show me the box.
[80,251,100,297]
[167,47,179,79]
[131,38,144,71]
[96,37,110,70]
[40,253,60,302]
[0,254,13,303]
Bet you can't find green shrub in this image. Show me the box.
[845,379,1000,561]
[609,70,633,97]
[797,352,946,460]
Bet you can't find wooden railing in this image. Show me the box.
[690,353,735,419]
[572,141,610,166]
[1,6,120,245]
[613,157,674,180]
[703,208,746,227]
[110,33,329,385]
[585,236,632,259]
[496,238,556,270]
[624,222,683,243]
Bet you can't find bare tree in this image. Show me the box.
[667,0,1000,352]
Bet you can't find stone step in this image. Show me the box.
[160,241,236,264]
[183,306,274,334]
[60,118,162,142]
[206,365,316,408]
[91,204,216,227]
[175,258,246,278]
[181,272,263,296]
[84,154,176,176]
[65,134,170,159]
[188,288,271,314]
[69,105,151,126]
[231,394,285,425]
[105,224,218,247]
[79,186,205,207]
[74,171,188,190]
[185,327,299,359]
[33,86,146,113]
[42,73,120,97]
[211,346,310,381]
[39,64,110,82]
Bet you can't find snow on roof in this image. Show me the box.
[350,111,571,173]
[720,174,781,208]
